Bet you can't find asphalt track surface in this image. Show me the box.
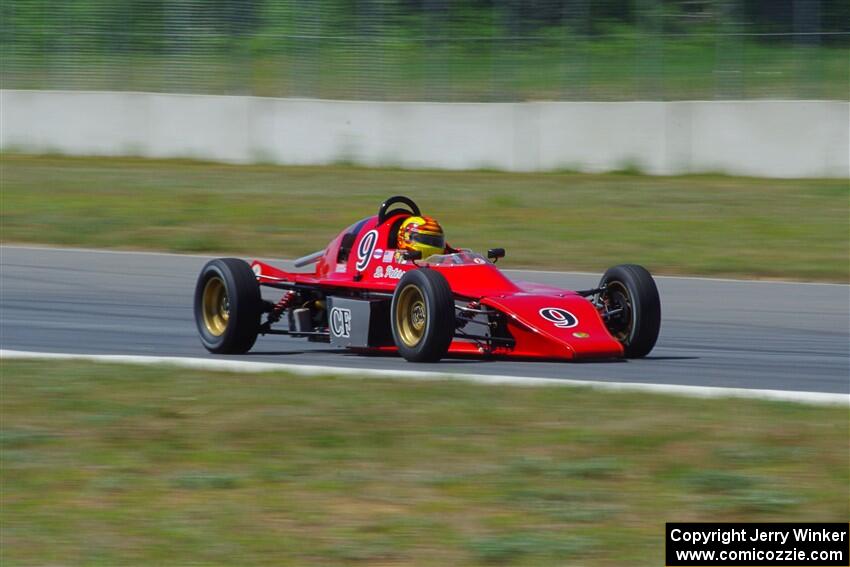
[1,245,848,395]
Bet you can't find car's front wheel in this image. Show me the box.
[391,269,455,362]
[194,258,262,354]
[598,264,661,358]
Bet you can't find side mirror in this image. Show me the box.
[487,248,505,263]
[402,249,422,261]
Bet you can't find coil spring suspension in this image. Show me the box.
[268,291,296,323]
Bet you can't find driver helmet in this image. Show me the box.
[397,215,446,259]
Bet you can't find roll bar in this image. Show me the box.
[377,195,420,224]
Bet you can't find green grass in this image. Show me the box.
[1,154,848,281]
[3,36,848,101]
[1,360,847,565]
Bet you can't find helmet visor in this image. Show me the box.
[411,232,445,249]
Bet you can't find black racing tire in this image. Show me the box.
[194,258,262,354]
[390,268,455,362]
[598,264,661,358]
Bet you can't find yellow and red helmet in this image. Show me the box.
[397,215,446,259]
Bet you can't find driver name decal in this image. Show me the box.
[373,266,404,280]
[355,230,379,271]
[330,307,352,338]
[539,307,579,329]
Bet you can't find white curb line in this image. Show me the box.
[2,349,846,407]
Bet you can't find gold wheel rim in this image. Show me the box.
[202,276,230,337]
[396,284,427,347]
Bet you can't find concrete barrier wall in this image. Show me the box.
[2,90,847,178]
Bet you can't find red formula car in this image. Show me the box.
[193,196,660,362]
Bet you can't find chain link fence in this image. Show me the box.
[1,0,848,101]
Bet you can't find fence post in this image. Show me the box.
[714,0,743,99]
[560,0,590,101]
[492,0,517,101]
[423,0,446,101]
[793,0,823,99]
[636,0,664,100]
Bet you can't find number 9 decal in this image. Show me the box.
[539,307,579,329]
[356,229,379,272]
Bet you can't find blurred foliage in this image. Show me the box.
[1,154,848,281]
[2,360,847,565]
[1,0,847,99]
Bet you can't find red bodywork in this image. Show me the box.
[251,212,624,360]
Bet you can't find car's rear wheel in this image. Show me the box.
[598,264,660,358]
[391,269,455,362]
[194,258,261,354]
